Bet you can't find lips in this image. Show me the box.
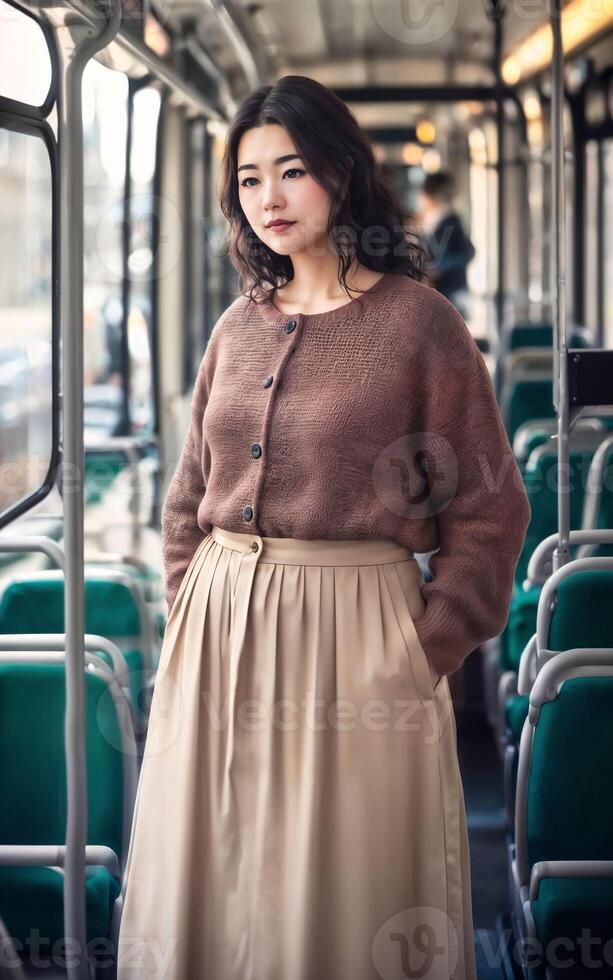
[266,220,295,229]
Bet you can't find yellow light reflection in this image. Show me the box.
[502,0,613,83]
[523,90,542,120]
[402,143,424,165]
[416,120,436,144]
[421,148,441,173]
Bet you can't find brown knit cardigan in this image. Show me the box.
[161,271,531,677]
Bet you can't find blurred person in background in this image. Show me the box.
[418,171,475,319]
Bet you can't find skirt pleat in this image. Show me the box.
[117,527,477,980]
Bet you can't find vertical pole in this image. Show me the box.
[55,3,121,976]
[494,13,506,340]
[596,141,605,348]
[570,94,585,329]
[549,0,570,571]
[119,78,134,438]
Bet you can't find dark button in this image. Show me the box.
[251,443,262,459]
[242,505,253,522]
[263,375,273,388]
[284,320,296,334]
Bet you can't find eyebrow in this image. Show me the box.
[237,154,303,173]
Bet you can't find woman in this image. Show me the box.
[117,75,530,980]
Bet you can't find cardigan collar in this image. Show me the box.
[247,270,401,327]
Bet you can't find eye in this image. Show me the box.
[239,167,305,189]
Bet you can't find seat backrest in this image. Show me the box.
[508,323,554,350]
[582,438,613,534]
[502,375,554,443]
[513,418,605,468]
[505,348,552,377]
[0,572,142,639]
[84,450,128,505]
[507,322,593,351]
[0,662,124,860]
[548,569,613,650]
[527,675,613,867]
[514,440,604,584]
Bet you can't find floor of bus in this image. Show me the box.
[458,708,514,979]
[458,650,518,980]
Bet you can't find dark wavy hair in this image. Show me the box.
[219,74,426,304]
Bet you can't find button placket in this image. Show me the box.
[250,316,300,531]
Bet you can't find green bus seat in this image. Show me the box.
[86,560,164,604]
[504,692,529,745]
[550,570,613,649]
[0,574,141,635]
[507,322,593,351]
[515,442,598,587]
[84,450,127,506]
[507,323,554,349]
[515,671,613,976]
[0,661,128,949]
[502,584,541,674]
[503,564,613,854]
[0,573,153,713]
[502,376,555,444]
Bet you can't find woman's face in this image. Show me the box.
[236,123,332,257]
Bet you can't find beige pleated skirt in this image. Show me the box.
[117,525,477,980]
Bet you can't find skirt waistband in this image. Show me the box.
[210,525,414,566]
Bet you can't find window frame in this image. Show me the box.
[0,0,58,119]
[0,111,60,528]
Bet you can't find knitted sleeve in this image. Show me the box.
[161,331,219,615]
[412,300,531,678]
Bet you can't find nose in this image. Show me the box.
[262,177,285,212]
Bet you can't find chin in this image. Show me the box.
[268,245,294,258]
[267,238,304,256]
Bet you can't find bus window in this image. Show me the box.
[127,85,161,436]
[0,1,52,108]
[206,124,231,336]
[185,118,208,387]
[525,90,546,313]
[82,59,128,437]
[0,127,53,514]
[467,115,498,335]
[468,125,490,336]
